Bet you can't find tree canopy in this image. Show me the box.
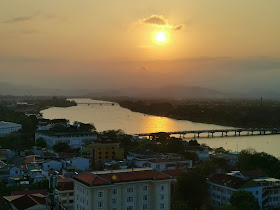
[230,191,260,210]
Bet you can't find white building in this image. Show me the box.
[72,168,174,210]
[208,172,265,209]
[71,157,89,171]
[35,129,97,149]
[43,160,63,171]
[0,121,22,136]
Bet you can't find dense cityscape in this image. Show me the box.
[2,1,280,209]
[0,97,280,209]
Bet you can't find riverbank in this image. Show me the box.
[117,99,280,128]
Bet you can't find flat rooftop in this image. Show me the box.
[91,167,153,175]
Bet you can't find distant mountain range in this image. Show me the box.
[1,82,280,99]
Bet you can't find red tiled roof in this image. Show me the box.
[56,182,74,191]
[162,169,184,177]
[10,194,46,210]
[74,170,172,186]
[240,170,265,178]
[11,189,47,196]
[208,174,248,189]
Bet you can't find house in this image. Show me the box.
[4,194,46,210]
[185,146,210,160]
[72,168,174,210]
[11,189,47,196]
[35,126,97,149]
[148,159,192,171]
[29,169,46,183]
[24,155,43,164]
[70,157,89,171]
[128,149,192,171]
[0,121,22,137]
[213,152,239,166]
[42,160,63,171]
[55,177,74,209]
[9,167,22,178]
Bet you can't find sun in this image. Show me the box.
[155,32,167,43]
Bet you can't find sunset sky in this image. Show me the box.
[1,0,280,92]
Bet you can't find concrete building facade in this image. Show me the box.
[72,168,173,210]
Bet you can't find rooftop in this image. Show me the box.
[36,125,96,136]
[4,194,46,210]
[0,121,21,129]
[73,168,172,187]
[208,174,251,189]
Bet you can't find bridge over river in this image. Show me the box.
[135,128,280,139]
[76,102,115,106]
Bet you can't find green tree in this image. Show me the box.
[53,142,71,153]
[36,137,47,148]
[230,191,260,210]
[176,170,208,209]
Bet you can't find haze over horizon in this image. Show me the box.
[1,1,280,92]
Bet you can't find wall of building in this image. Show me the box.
[74,180,171,210]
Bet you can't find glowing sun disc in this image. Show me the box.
[155,32,167,43]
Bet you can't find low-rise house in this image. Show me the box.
[213,152,239,166]
[4,194,46,210]
[9,166,22,178]
[43,160,62,171]
[55,177,74,209]
[127,148,158,160]
[148,159,192,171]
[72,168,174,210]
[29,169,46,183]
[70,157,89,171]
[24,155,44,164]
[11,189,47,196]
[185,146,210,160]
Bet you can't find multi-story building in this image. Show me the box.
[0,121,22,137]
[82,143,124,168]
[35,127,97,149]
[253,177,280,209]
[55,177,74,209]
[207,171,280,209]
[72,168,173,210]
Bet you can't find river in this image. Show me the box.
[41,98,280,157]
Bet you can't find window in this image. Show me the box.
[160,184,166,192]
[127,186,134,193]
[256,191,258,195]
[160,194,164,200]
[127,207,133,210]
[112,198,117,205]
[143,195,148,201]
[97,201,103,208]
[143,185,148,191]
[99,156,102,159]
[160,203,165,209]
[127,197,133,202]
[143,204,148,210]
[99,152,102,155]
[112,188,118,195]
[98,191,104,198]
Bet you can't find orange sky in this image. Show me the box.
[1,0,280,91]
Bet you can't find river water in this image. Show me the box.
[41,98,280,157]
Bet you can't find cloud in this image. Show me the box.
[140,15,184,32]
[3,15,35,24]
[141,15,168,26]
[173,24,184,31]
